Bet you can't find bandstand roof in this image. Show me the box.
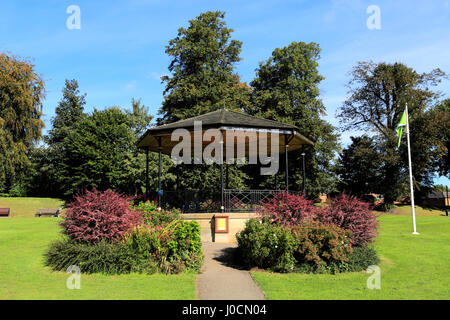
[137,109,313,156]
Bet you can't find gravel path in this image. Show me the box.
[197,242,265,300]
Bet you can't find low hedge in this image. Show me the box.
[236,218,379,274]
[345,246,379,272]
[44,240,155,274]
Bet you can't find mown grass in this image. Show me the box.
[389,205,445,217]
[251,215,450,300]
[0,218,196,299]
[0,197,65,217]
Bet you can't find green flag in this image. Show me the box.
[396,109,406,148]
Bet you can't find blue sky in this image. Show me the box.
[1,0,449,185]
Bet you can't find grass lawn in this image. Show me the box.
[389,205,445,217]
[252,215,450,299]
[0,197,65,218]
[0,218,196,299]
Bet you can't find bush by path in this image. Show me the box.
[45,189,203,275]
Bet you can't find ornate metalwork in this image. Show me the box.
[161,189,299,213]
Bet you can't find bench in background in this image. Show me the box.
[35,209,60,218]
[0,208,10,217]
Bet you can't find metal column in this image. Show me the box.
[302,146,306,194]
[145,148,149,200]
[226,163,229,189]
[157,136,162,209]
[220,134,224,213]
[285,135,289,191]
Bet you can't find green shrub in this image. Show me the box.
[133,201,181,227]
[123,225,161,259]
[168,220,202,256]
[166,220,203,273]
[235,218,374,274]
[290,220,353,274]
[8,181,28,197]
[236,219,296,273]
[45,219,203,275]
[345,246,379,272]
[44,239,156,274]
[374,202,394,212]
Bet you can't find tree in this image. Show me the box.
[121,98,174,196]
[47,79,86,146]
[126,98,153,138]
[59,107,133,197]
[158,11,251,124]
[337,136,382,197]
[433,184,449,192]
[248,41,340,198]
[156,11,250,191]
[0,52,45,192]
[338,61,447,207]
[55,104,174,199]
[433,98,450,177]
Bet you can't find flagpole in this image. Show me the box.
[405,103,419,235]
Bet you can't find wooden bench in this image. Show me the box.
[35,209,60,218]
[0,208,10,217]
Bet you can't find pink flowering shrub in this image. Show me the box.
[318,193,378,247]
[259,192,319,227]
[61,189,142,243]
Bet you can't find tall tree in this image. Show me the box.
[0,52,45,192]
[338,61,447,207]
[29,79,87,197]
[47,79,86,146]
[157,11,250,191]
[158,11,251,124]
[59,107,136,197]
[248,41,340,198]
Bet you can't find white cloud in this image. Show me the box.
[125,80,137,91]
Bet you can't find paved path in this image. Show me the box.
[197,242,265,300]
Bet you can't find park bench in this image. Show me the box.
[0,208,10,217]
[35,209,60,218]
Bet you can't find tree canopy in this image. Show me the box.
[337,136,382,197]
[248,41,340,197]
[47,79,86,146]
[158,11,251,124]
[338,61,448,207]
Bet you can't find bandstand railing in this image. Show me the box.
[160,189,299,213]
